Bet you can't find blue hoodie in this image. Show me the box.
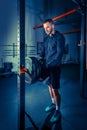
[40,31,65,67]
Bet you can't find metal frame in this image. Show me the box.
[17,0,25,130]
[17,0,39,129]
[79,0,86,98]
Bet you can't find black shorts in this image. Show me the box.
[41,66,61,89]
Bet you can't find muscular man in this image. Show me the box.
[40,19,65,123]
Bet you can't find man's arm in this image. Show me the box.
[47,34,65,66]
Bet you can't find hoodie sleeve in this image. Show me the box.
[56,34,65,63]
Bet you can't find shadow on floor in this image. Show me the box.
[41,110,62,130]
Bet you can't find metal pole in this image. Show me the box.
[17,0,25,129]
[33,7,80,29]
[80,0,86,98]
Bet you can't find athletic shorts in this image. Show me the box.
[41,66,61,89]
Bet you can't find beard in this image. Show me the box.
[46,28,53,35]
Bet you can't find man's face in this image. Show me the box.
[43,22,54,35]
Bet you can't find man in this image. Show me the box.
[40,19,65,123]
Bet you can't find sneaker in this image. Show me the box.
[45,103,56,112]
[50,110,61,123]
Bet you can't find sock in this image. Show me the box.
[51,98,55,104]
[56,105,60,111]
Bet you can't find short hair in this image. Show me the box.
[43,19,54,24]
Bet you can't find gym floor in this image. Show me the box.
[0,64,87,130]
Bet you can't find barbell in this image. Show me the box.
[24,56,46,84]
[20,43,69,84]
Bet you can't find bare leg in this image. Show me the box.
[48,85,54,99]
[52,88,61,108]
[48,85,61,108]
[45,85,55,112]
[50,88,61,123]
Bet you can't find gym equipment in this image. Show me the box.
[25,57,45,84]
[33,7,80,29]
[17,0,25,130]
[18,56,45,130]
[0,62,13,77]
[18,56,46,84]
